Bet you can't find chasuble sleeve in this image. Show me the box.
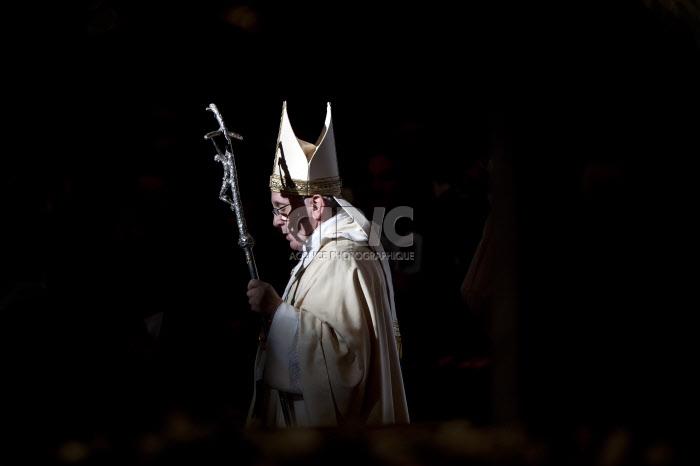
[263,302,302,394]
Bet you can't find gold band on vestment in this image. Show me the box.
[393,318,402,359]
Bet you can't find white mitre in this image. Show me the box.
[269,101,342,196]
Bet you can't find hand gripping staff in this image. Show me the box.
[204,103,292,426]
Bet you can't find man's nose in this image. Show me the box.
[272,215,285,227]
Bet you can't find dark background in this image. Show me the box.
[3,1,700,464]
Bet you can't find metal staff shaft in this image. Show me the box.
[204,103,292,427]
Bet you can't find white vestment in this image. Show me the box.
[246,211,410,428]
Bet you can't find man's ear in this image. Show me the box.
[310,194,326,221]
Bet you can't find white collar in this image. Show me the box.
[300,211,352,256]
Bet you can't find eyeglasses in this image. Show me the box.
[271,203,292,219]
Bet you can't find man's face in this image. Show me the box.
[271,192,313,251]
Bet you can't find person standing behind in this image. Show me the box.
[245,101,409,428]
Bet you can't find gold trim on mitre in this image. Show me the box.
[269,101,342,196]
[269,175,343,196]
